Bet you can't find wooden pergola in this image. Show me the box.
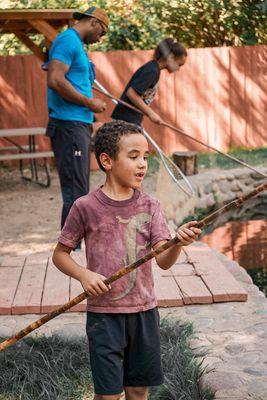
[0,9,76,61]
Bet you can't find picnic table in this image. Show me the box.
[0,127,54,187]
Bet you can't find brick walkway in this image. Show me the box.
[0,243,247,315]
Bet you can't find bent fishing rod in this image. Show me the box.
[0,181,266,352]
[93,85,267,179]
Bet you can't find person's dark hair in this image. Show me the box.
[94,120,143,171]
[154,38,187,61]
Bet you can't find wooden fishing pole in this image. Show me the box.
[0,181,266,352]
[93,85,267,179]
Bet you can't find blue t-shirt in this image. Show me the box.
[47,28,95,123]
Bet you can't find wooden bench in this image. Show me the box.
[0,128,53,187]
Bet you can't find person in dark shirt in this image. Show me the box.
[111,38,187,126]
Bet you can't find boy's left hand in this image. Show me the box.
[176,221,201,246]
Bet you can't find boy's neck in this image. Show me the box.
[101,179,134,201]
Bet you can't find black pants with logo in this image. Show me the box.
[46,118,92,229]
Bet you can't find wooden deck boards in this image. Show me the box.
[0,244,248,315]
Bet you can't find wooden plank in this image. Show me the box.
[185,245,248,302]
[0,24,67,35]
[152,264,164,277]
[0,10,75,20]
[0,128,46,137]
[178,248,189,263]
[44,37,52,51]
[0,145,33,152]
[70,278,87,312]
[27,19,58,42]
[0,267,23,314]
[174,276,213,305]
[159,263,195,277]
[15,31,46,62]
[25,252,51,266]
[0,256,26,268]
[0,151,53,161]
[203,273,248,302]
[12,262,47,314]
[169,263,195,276]
[41,258,70,313]
[153,274,183,307]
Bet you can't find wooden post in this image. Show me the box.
[172,151,198,176]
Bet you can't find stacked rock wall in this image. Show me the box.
[156,166,267,226]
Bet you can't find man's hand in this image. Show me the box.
[86,98,107,113]
[79,269,111,296]
[176,221,202,246]
[147,109,163,125]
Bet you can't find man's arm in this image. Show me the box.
[47,59,106,113]
[52,243,110,296]
[126,87,163,124]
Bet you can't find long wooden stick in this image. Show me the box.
[0,181,266,352]
[93,85,267,179]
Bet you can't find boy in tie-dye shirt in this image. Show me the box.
[52,120,201,399]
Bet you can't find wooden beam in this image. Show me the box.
[44,37,52,52]
[0,20,69,33]
[14,31,46,62]
[27,19,58,43]
[0,10,75,20]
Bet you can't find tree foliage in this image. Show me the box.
[0,0,266,55]
[149,0,267,47]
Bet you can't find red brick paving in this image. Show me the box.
[0,244,248,315]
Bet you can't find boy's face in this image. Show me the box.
[166,54,187,73]
[110,133,149,189]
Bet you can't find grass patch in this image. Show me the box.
[246,268,267,296]
[0,336,94,400]
[198,146,267,171]
[150,318,214,400]
[0,319,214,400]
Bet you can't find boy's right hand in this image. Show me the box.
[79,269,111,296]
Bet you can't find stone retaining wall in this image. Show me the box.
[156,166,267,226]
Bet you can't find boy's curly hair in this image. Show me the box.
[94,120,144,171]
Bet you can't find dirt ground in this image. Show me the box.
[0,166,156,257]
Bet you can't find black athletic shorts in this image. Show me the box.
[86,308,164,395]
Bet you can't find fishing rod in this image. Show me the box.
[0,181,266,352]
[93,85,267,179]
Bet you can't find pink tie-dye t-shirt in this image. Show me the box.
[58,188,171,313]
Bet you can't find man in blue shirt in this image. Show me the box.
[46,6,108,239]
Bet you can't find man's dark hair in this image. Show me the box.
[154,38,187,60]
[94,120,143,171]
